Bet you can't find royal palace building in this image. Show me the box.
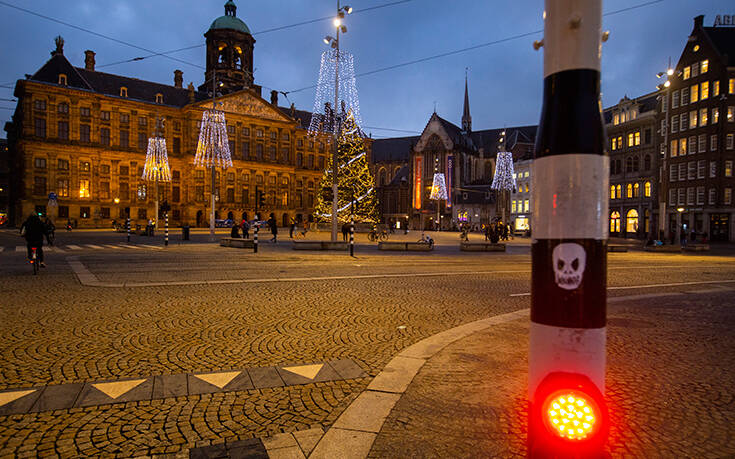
[4,1,334,228]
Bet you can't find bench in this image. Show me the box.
[643,245,681,253]
[460,242,506,252]
[292,241,348,251]
[378,241,433,251]
[220,238,254,248]
[683,244,710,252]
[607,245,629,253]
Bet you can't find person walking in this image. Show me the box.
[242,219,250,239]
[20,213,50,268]
[268,213,278,243]
[289,216,296,238]
[341,222,350,242]
[680,226,687,248]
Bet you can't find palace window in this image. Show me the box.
[137,184,147,200]
[100,181,110,199]
[58,74,67,85]
[644,181,652,197]
[58,159,69,170]
[626,183,633,198]
[120,87,128,97]
[58,121,69,140]
[100,127,110,146]
[80,207,91,219]
[80,161,90,172]
[57,179,69,197]
[138,133,147,150]
[34,118,46,137]
[155,93,163,104]
[80,107,91,117]
[79,179,90,198]
[33,176,46,195]
[120,130,129,148]
[58,102,69,114]
[101,111,110,121]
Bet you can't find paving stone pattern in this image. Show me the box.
[369,291,735,458]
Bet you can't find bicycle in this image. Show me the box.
[367,228,388,242]
[460,228,470,242]
[294,227,309,239]
[417,234,434,249]
[29,246,39,275]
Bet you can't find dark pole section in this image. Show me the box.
[255,186,260,219]
[254,223,259,254]
[165,213,169,247]
[528,0,608,456]
[126,216,130,243]
[349,215,354,257]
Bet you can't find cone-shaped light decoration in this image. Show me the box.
[308,49,362,136]
[195,110,232,169]
[429,172,448,200]
[491,151,517,191]
[142,137,171,182]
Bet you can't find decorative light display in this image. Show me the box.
[314,110,378,223]
[195,110,232,168]
[429,173,448,200]
[490,151,517,191]
[142,137,171,182]
[308,49,362,135]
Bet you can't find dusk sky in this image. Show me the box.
[1,0,732,139]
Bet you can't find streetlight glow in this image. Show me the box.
[667,68,674,76]
[664,80,670,87]
[333,17,342,27]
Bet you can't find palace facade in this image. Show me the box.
[4,1,333,228]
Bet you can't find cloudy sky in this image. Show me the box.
[0,0,731,139]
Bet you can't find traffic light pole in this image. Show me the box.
[528,0,608,455]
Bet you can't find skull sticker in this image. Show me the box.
[552,243,586,290]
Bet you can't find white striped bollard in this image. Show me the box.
[126,217,130,243]
[254,223,258,253]
[528,0,608,456]
[164,213,169,247]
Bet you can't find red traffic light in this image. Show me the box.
[529,372,608,456]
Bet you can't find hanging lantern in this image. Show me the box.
[142,137,171,182]
[195,110,232,168]
[491,151,517,191]
[429,172,448,200]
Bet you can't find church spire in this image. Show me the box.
[462,68,471,133]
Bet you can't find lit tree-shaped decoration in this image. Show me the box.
[142,119,171,229]
[195,109,232,236]
[490,130,516,224]
[308,49,362,135]
[314,109,378,224]
[429,173,448,200]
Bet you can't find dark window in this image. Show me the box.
[80,206,91,218]
[138,117,147,126]
[58,121,69,140]
[58,206,69,218]
[318,156,325,169]
[119,182,129,201]
[644,128,652,145]
[281,148,289,163]
[80,161,90,172]
[100,127,110,146]
[256,144,263,160]
[633,156,640,172]
[34,158,46,169]
[172,170,180,180]
[80,107,90,117]
[229,140,236,155]
[195,186,204,201]
[269,146,276,161]
[80,124,90,142]
[173,137,181,155]
[101,111,110,121]
[172,186,180,202]
[57,102,69,114]
[242,187,249,204]
[34,118,46,137]
[644,155,651,171]
[226,188,234,202]
[138,132,147,149]
[119,165,129,176]
[100,164,110,175]
[138,208,147,219]
[308,155,314,169]
[99,181,110,199]
[297,153,303,167]
[626,157,633,173]
[271,131,277,140]
[242,142,249,160]
[120,113,129,124]
[297,139,304,147]
[34,176,46,195]
[57,159,69,170]
[242,127,250,136]
[34,100,46,110]
[283,133,290,141]
[120,130,129,147]
[173,121,180,131]
[100,207,110,218]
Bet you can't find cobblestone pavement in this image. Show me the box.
[369,290,735,458]
[0,241,733,457]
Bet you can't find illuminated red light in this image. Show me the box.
[542,390,600,441]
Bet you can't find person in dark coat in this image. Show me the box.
[230,224,240,238]
[341,222,350,242]
[20,213,50,267]
[268,213,278,242]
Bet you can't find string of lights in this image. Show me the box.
[194,110,232,169]
[490,151,517,191]
[429,173,448,201]
[308,49,362,135]
[142,137,172,182]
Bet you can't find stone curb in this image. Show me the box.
[306,308,529,458]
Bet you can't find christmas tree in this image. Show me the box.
[314,110,379,224]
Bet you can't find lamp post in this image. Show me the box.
[676,206,685,245]
[323,2,352,242]
[656,60,674,242]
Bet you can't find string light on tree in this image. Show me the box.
[195,110,233,168]
[314,109,378,223]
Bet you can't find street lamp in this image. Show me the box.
[323,1,352,242]
[656,59,674,243]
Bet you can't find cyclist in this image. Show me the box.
[20,213,51,268]
[43,215,56,245]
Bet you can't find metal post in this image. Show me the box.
[165,212,169,247]
[254,223,259,253]
[210,166,216,240]
[330,0,341,243]
[660,63,671,242]
[155,176,159,231]
[349,215,354,257]
[126,216,130,243]
[528,0,608,455]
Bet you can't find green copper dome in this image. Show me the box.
[209,1,250,34]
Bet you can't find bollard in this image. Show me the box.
[126,217,130,242]
[165,213,169,247]
[254,223,259,253]
[349,217,354,257]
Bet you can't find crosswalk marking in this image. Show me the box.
[138,244,162,250]
[118,244,140,249]
[103,244,119,249]
[47,246,66,253]
[85,244,104,249]
[16,246,25,252]
[66,244,82,250]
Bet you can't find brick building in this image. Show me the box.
[4,1,333,228]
